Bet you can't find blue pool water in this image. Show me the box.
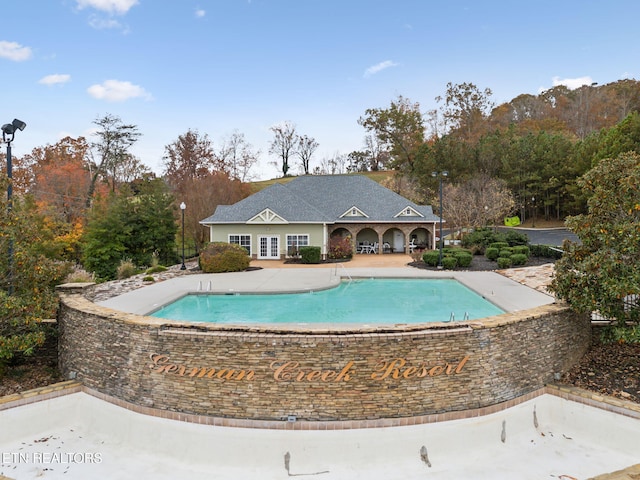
[150,278,504,325]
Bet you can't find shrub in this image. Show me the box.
[490,242,509,250]
[64,266,95,283]
[116,259,137,279]
[498,248,513,258]
[510,253,528,266]
[461,228,505,252]
[512,245,530,257]
[423,250,440,267]
[497,257,512,269]
[485,247,500,261]
[328,235,353,259]
[454,252,473,268]
[442,256,458,269]
[142,275,155,282]
[300,246,322,264]
[504,230,529,246]
[530,244,563,259]
[199,242,251,273]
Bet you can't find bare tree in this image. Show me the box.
[269,121,297,177]
[437,174,514,234]
[218,130,260,182]
[296,134,318,174]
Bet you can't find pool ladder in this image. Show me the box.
[449,312,470,322]
[335,263,352,282]
[198,280,212,292]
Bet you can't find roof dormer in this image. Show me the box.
[339,205,369,219]
[247,208,288,224]
[394,206,424,218]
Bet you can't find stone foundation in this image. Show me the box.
[57,283,591,422]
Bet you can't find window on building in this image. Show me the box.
[286,234,309,257]
[229,234,251,254]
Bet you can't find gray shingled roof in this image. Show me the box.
[200,175,440,224]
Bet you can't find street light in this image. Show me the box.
[531,196,536,228]
[2,119,27,295]
[180,202,186,270]
[431,171,448,268]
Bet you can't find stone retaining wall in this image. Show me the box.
[57,283,591,422]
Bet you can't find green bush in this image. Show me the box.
[461,228,505,252]
[510,253,528,266]
[512,245,530,257]
[142,275,155,282]
[530,244,563,259]
[504,230,529,246]
[490,242,509,250]
[199,242,251,273]
[454,252,473,268]
[485,247,500,261]
[498,248,513,258]
[423,250,440,267]
[116,259,137,279]
[442,256,458,269]
[497,257,512,268]
[300,246,322,264]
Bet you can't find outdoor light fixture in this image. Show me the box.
[180,202,186,270]
[3,118,26,295]
[431,171,448,268]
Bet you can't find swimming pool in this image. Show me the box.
[150,278,504,324]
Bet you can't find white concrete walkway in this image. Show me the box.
[1,392,639,479]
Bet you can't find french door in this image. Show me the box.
[258,235,280,259]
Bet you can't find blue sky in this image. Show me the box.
[2,0,639,180]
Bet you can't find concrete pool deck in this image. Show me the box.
[1,387,640,480]
[97,260,556,317]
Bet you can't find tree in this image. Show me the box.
[358,95,425,173]
[550,152,640,326]
[218,130,259,182]
[269,121,297,177]
[438,175,515,234]
[182,172,251,250]
[87,114,141,206]
[0,196,73,372]
[162,129,218,193]
[296,134,319,174]
[82,179,178,280]
[438,82,494,142]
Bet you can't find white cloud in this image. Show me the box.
[76,0,138,15]
[363,60,399,78]
[87,79,153,102]
[88,15,125,30]
[551,76,595,90]
[0,41,32,61]
[39,74,71,86]
[195,9,206,18]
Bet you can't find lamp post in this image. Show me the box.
[431,171,448,268]
[531,196,536,228]
[2,119,27,295]
[180,202,186,270]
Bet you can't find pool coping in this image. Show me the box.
[95,268,556,319]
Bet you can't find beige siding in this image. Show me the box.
[208,224,327,258]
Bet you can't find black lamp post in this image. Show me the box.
[431,171,448,268]
[531,196,536,228]
[2,119,27,295]
[180,202,186,270]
